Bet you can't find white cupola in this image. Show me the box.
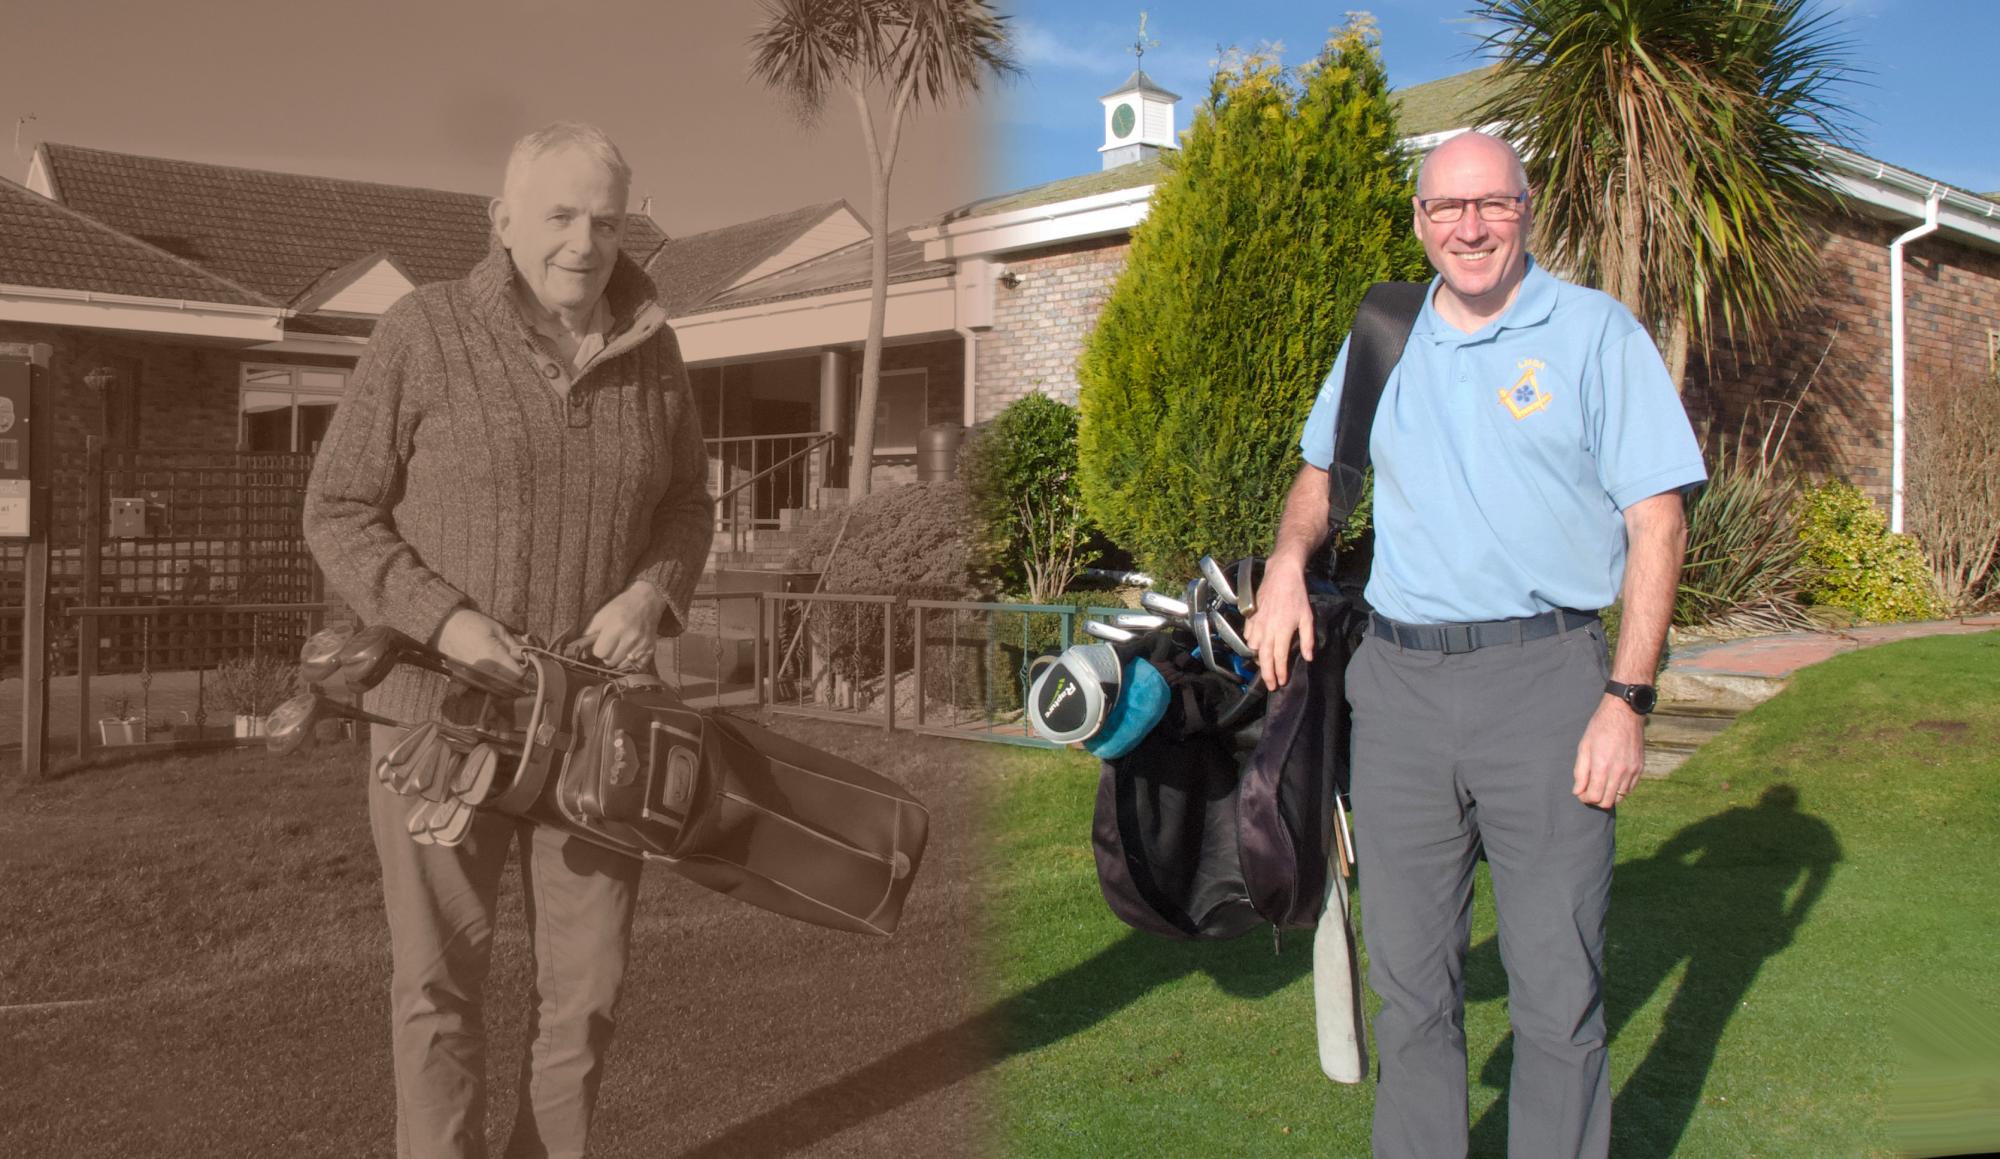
[1099,69,1180,170]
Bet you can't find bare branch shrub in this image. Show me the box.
[1907,369,2000,611]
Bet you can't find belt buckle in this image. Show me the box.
[1440,624,1476,654]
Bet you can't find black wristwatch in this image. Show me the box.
[1604,680,1658,716]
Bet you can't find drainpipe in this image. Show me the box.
[1888,189,1942,533]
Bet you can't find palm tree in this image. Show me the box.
[750,0,1017,496]
[1473,0,1853,389]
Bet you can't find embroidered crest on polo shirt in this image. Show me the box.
[1499,358,1553,419]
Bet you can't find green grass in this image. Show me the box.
[984,632,2000,1158]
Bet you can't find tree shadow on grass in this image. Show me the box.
[669,927,1305,1158]
[1465,785,1840,1158]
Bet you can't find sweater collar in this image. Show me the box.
[469,235,666,352]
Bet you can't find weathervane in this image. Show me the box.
[1130,11,1159,70]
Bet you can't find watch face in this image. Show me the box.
[1632,685,1657,714]
[1112,102,1136,139]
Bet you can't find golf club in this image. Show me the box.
[1189,609,1232,678]
[1139,590,1191,623]
[1082,620,1137,643]
[1236,557,1260,617]
[1198,556,1237,607]
[1185,576,1213,619]
[339,625,530,700]
[266,690,401,756]
[298,623,356,685]
[1209,606,1256,658]
[1110,612,1168,631]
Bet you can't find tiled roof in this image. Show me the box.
[1391,66,1503,138]
[37,143,668,307]
[1103,68,1180,102]
[284,313,376,338]
[695,228,948,313]
[0,177,272,306]
[647,201,848,316]
[944,155,1166,221]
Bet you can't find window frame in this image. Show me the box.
[238,363,349,453]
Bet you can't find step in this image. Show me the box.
[1641,704,1741,778]
[1657,668,1786,712]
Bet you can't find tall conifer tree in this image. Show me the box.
[1077,20,1427,579]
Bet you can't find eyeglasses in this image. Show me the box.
[1416,192,1528,224]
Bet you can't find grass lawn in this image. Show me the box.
[983,631,2000,1158]
[0,714,987,1158]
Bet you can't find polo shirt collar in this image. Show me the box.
[1413,256,1558,344]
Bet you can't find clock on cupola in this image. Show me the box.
[1098,13,1180,170]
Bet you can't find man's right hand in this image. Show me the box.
[435,608,527,679]
[1244,555,1313,690]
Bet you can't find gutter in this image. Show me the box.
[0,282,286,318]
[1887,190,1943,534]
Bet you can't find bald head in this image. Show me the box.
[1415,131,1527,199]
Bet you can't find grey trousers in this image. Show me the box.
[369,725,643,1159]
[1346,622,1615,1159]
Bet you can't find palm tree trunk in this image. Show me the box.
[845,82,908,499]
[1665,313,1690,395]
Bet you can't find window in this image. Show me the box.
[240,365,347,452]
[871,368,930,454]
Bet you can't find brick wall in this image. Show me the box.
[0,321,356,456]
[974,236,1130,420]
[1685,215,2000,502]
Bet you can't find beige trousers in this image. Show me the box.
[369,726,643,1159]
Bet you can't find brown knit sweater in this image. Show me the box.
[303,239,714,718]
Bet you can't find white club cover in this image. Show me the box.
[1314,868,1368,1084]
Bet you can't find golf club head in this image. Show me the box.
[1233,558,1265,618]
[1082,620,1137,644]
[298,623,356,685]
[1185,576,1213,618]
[1110,612,1168,631]
[1209,605,1256,658]
[265,691,323,756]
[1198,556,1238,606]
[1190,610,1231,678]
[1139,590,1191,623]
[338,625,436,692]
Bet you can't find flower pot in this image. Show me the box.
[98,719,143,746]
[234,713,268,739]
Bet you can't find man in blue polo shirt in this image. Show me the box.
[1246,131,1705,1158]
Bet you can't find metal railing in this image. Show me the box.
[705,431,836,555]
[762,591,899,730]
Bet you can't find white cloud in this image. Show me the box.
[1013,18,1122,73]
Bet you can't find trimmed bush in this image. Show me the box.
[961,394,1093,600]
[1796,481,1943,622]
[783,481,973,598]
[1076,19,1429,579]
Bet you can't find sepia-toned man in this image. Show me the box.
[304,121,713,1158]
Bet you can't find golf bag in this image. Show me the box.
[275,635,929,937]
[1084,281,1427,941]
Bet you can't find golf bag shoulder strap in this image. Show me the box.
[1327,281,1428,528]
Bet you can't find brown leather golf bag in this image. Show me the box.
[273,629,929,937]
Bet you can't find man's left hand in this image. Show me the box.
[573,580,667,671]
[1572,696,1645,809]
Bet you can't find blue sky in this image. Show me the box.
[995,1,2000,200]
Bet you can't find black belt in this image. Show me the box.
[1369,608,1598,654]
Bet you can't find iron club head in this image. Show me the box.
[1082,620,1137,643]
[1110,612,1168,631]
[1139,590,1191,623]
[1198,556,1238,607]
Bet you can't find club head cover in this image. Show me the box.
[1083,655,1171,759]
[1027,642,1123,745]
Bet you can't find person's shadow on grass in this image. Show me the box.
[1464,784,1840,1158]
[668,925,1307,1158]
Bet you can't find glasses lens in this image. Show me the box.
[1477,196,1524,222]
[1420,198,1466,223]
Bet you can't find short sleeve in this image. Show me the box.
[1298,337,1353,470]
[1590,326,1708,510]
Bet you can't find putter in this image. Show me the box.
[1236,557,1260,617]
[1082,620,1137,643]
[1199,556,1237,607]
[1139,590,1191,623]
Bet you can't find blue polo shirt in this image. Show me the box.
[1300,259,1706,624]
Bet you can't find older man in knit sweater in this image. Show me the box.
[304,123,713,1159]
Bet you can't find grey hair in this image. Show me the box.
[500,122,632,203]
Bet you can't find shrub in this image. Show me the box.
[1674,437,1813,631]
[1796,480,1943,622]
[782,481,974,598]
[1076,19,1429,579]
[961,395,1093,601]
[1906,368,2000,611]
[210,654,298,717]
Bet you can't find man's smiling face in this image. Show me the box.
[491,144,627,323]
[1413,132,1533,322]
